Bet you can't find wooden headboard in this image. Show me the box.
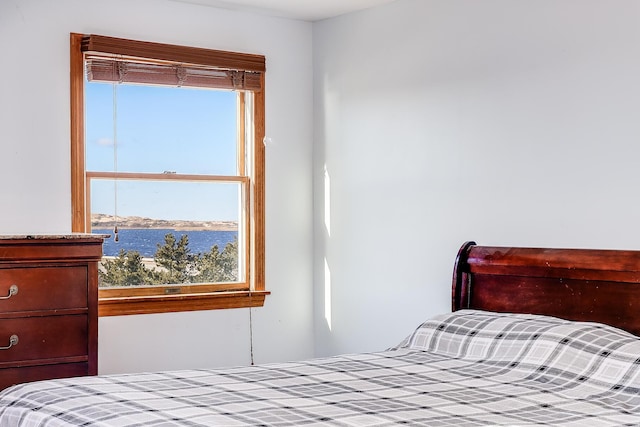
[452,241,640,336]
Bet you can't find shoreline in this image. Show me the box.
[98,228,238,258]
[93,226,238,232]
[91,213,238,232]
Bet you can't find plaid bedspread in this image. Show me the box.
[1,310,640,426]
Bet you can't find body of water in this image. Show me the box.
[94,228,238,257]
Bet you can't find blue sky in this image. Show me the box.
[85,83,241,222]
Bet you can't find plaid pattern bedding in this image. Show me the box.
[1,310,639,426]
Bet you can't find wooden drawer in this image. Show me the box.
[0,235,103,389]
[0,266,87,313]
[0,315,87,364]
[0,362,88,391]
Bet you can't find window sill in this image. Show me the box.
[98,290,269,316]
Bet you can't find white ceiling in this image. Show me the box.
[170,0,397,21]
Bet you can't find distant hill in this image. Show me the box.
[91,213,237,231]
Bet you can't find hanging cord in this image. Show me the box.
[112,82,119,242]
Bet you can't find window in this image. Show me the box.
[70,34,267,316]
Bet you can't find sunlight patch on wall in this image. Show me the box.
[324,257,332,331]
[324,165,331,237]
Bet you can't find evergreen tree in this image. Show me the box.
[194,238,238,283]
[219,238,238,281]
[99,249,153,287]
[154,233,193,284]
[99,233,239,287]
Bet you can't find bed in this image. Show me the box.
[1,241,640,426]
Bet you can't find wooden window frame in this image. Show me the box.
[70,33,267,316]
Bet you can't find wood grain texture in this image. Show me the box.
[453,242,640,336]
[99,291,268,316]
[0,236,103,389]
[70,33,86,233]
[82,34,266,73]
[253,74,266,292]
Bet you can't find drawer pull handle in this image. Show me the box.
[0,285,18,300]
[0,335,18,350]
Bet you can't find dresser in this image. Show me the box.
[0,235,104,390]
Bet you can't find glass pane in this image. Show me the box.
[91,179,244,287]
[85,82,238,175]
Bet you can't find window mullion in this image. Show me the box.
[86,171,249,184]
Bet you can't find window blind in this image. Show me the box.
[81,34,265,91]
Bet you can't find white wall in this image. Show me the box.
[313,0,640,356]
[0,0,314,373]
[5,0,640,372]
